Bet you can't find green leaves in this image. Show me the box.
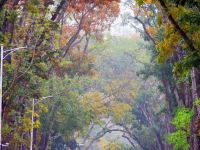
[166,107,193,150]
[171,107,193,131]
[179,12,200,26]
[173,52,200,81]
[59,60,72,68]
[35,62,48,72]
[167,130,189,150]
[135,0,145,6]
[26,3,40,14]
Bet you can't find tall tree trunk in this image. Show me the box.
[185,81,193,108]
[175,82,193,108]
[155,131,165,150]
[40,133,49,150]
[190,67,200,150]
[161,77,177,113]
[33,128,37,149]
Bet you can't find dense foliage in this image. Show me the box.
[0,0,200,149]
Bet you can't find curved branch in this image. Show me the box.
[122,134,137,148]
[123,125,146,150]
[134,16,156,45]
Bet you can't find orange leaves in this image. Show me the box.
[144,0,153,4]
[65,50,97,76]
[67,0,120,13]
[66,0,120,34]
[58,0,120,55]
[146,26,156,37]
[60,25,77,47]
[50,50,97,77]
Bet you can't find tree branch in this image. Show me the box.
[134,16,156,45]
[51,0,68,21]
[158,0,196,52]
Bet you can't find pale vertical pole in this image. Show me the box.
[0,44,3,149]
[30,99,34,150]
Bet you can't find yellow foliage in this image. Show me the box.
[19,117,32,132]
[38,104,48,113]
[80,91,108,117]
[156,6,200,62]
[98,139,124,150]
[111,102,131,122]
[34,113,40,118]
[169,6,191,20]
[12,133,25,144]
[98,138,108,149]
[157,24,181,62]
[106,80,138,100]
[34,120,41,128]
[105,141,121,150]
[192,30,200,49]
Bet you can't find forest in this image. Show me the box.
[0,0,200,149]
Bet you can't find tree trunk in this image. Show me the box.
[190,67,200,150]
[184,81,193,108]
[33,128,37,149]
[161,78,177,113]
[155,131,165,150]
[39,133,49,150]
